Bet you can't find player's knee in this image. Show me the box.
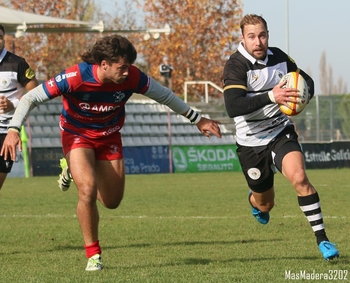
[105,201,121,209]
[290,168,308,188]
[101,196,123,209]
[78,188,97,205]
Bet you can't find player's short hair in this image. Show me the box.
[240,14,268,34]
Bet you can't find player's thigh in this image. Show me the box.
[66,148,97,195]
[237,145,274,193]
[95,158,125,208]
[274,140,308,185]
[281,150,309,189]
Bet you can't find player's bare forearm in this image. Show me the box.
[196,117,222,138]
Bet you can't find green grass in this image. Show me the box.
[0,170,349,282]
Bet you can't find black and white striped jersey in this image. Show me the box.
[223,43,299,147]
[0,48,35,133]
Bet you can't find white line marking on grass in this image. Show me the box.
[282,215,347,219]
[0,214,347,219]
[0,214,77,218]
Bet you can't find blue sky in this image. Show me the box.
[96,0,350,95]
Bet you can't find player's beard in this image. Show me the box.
[252,49,267,60]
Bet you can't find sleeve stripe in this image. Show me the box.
[223,85,247,91]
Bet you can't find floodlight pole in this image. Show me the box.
[286,0,289,55]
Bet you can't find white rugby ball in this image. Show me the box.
[279,71,309,116]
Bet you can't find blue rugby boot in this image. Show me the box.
[318,241,339,260]
[248,191,270,224]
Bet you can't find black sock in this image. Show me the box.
[298,192,329,245]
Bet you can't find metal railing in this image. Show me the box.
[184,81,223,103]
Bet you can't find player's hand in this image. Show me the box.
[0,95,15,113]
[0,131,22,161]
[272,80,300,107]
[196,117,222,138]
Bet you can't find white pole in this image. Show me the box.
[286,0,289,54]
[205,83,209,103]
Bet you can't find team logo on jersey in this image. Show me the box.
[253,74,259,81]
[0,76,10,89]
[247,168,261,180]
[113,91,125,103]
[83,93,90,100]
[79,103,90,110]
[79,103,119,112]
[73,136,81,144]
[47,79,55,87]
[25,68,35,80]
[109,144,120,154]
[275,69,285,83]
[55,71,78,83]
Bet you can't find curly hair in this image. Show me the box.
[81,35,137,65]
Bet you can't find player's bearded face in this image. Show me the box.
[241,23,269,60]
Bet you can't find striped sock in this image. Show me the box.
[298,192,329,245]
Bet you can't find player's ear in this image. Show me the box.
[101,60,108,70]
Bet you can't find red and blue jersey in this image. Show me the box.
[42,62,149,139]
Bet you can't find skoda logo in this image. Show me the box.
[172,147,187,171]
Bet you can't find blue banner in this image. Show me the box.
[123,146,171,174]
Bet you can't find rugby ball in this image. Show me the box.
[279,71,309,116]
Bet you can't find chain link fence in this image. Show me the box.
[291,95,349,142]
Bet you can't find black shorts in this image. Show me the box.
[0,134,14,173]
[236,126,302,193]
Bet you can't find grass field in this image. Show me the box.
[0,169,349,283]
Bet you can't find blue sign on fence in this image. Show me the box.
[123,146,171,174]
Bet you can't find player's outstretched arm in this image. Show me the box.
[143,78,221,138]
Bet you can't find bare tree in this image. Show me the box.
[328,65,333,94]
[319,51,328,94]
[319,51,348,95]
